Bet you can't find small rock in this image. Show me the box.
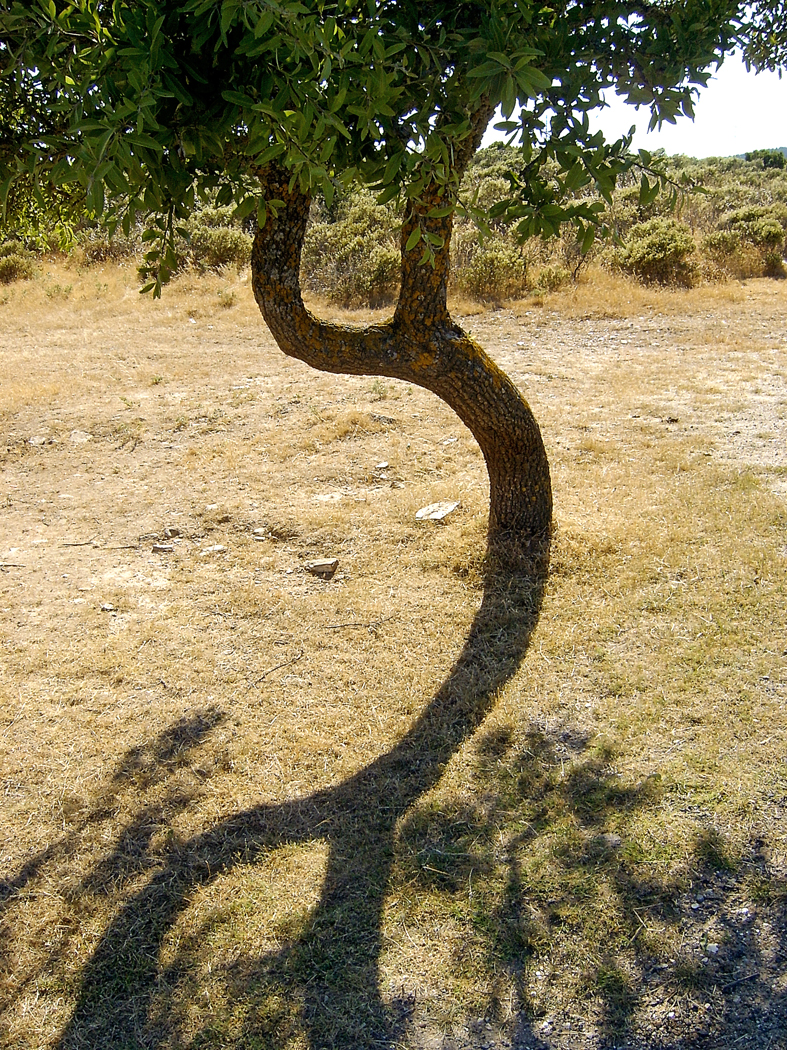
[706,943,719,955]
[305,558,339,579]
[416,500,460,521]
[199,544,226,556]
[375,461,389,470]
[69,430,93,444]
[600,832,622,850]
[164,526,181,538]
[152,543,175,553]
[100,603,116,612]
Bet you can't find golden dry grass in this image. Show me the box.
[1,262,786,1049]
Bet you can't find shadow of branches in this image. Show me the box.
[2,544,548,1049]
[395,723,787,1049]
[3,531,786,1050]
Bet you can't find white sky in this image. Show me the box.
[590,54,787,158]
[485,54,787,158]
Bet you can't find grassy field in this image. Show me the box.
[1,263,786,1049]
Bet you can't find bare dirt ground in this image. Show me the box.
[1,265,786,1050]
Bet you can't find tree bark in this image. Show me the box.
[250,118,552,555]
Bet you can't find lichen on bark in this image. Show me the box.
[251,109,552,558]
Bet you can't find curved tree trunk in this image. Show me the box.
[250,117,552,555]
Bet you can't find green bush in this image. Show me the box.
[3,143,786,299]
[762,250,786,278]
[745,149,786,170]
[452,240,528,301]
[723,205,786,249]
[302,189,401,306]
[187,225,252,272]
[704,205,787,278]
[616,218,698,286]
[0,241,35,283]
[532,263,571,294]
[78,227,143,264]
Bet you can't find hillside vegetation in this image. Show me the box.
[2,147,787,305]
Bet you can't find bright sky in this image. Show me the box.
[589,53,787,158]
[485,54,787,159]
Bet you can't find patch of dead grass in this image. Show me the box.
[1,264,786,1049]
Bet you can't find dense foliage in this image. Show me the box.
[2,145,787,297]
[2,1,785,294]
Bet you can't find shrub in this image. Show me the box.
[453,241,529,301]
[0,241,35,283]
[705,205,787,278]
[763,251,786,278]
[616,218,698,286]
[745,149,786,170]
[187,225,252,272]
[723,205,786,250]
[532,264,571,294]
[302,189,401,306]
[78,227,143,264]
[700,229,753,279]
[451,222,529,301]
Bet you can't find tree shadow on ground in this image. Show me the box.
[1,544,550,1049]
[397,724,787,1049]
[3,535,785,1049]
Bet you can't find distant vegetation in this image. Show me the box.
[2,146,786,303]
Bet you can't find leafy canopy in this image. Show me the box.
[1,0,784,292]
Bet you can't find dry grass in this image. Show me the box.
[1,262,786,1049]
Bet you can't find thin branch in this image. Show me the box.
[250,650,304,686]
[312,616,395,631]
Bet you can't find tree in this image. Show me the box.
[1,0,784,558]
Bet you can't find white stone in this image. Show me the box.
[415,500,460,521]
[305,558,339,578]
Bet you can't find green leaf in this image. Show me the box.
[376,184,399,205]
[234,196,258,220]
[382,152,403,185]
[254,141,286,166]
[125,131,164,151]
[581,224,596,253]
[405,226,421,251]
[468,60,508,78]
[220,0,240,38]
[222,89,253,107]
